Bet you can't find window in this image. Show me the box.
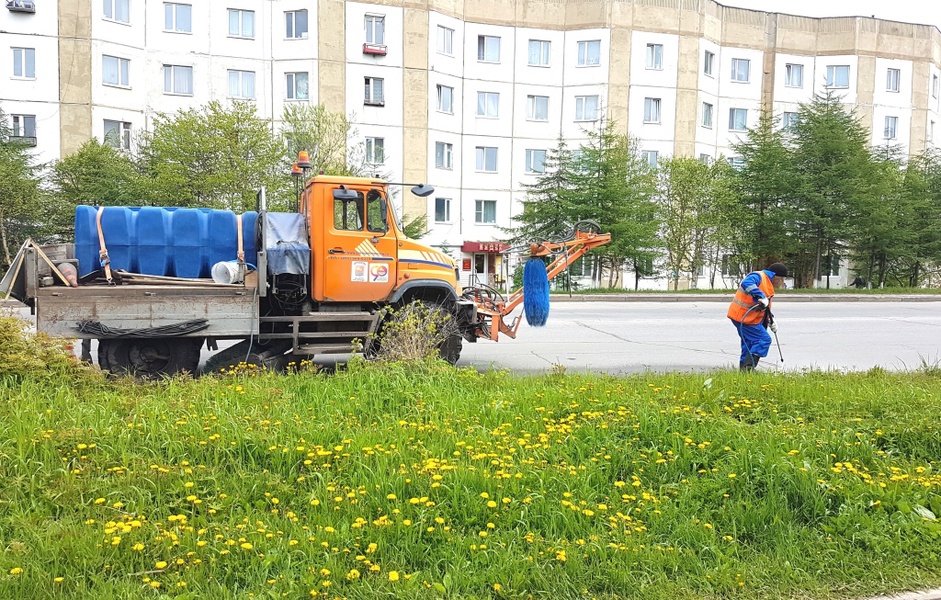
[475,200,496,224]
[886,68,900,92]
[365,137,384,164]
[528,40,550,66]
[646,43,662,70]
[103,119,131,150]
[731,58,750,82]
[164,3,191,33]
[884,116,898,139]
[641,150,658,168]
[727,157,745,171]
[364,77,384,105]
[703,50,714,76]
[934,75,939,99]
[476,92,499,118]
[575,95,599,121]
[643,97,661,124]
[7,0,36,13]
[699,153,712,165]
[784,63,803,87]
[475,146,497,172]
[729,108,747,131]
[365,14,384,45]
[435,142,453,169]
[701,102,713,128]
[228,9,254,39]
[435,197,451,223]
[525,149,546,173]
[285,9,308,39]
[104,0,129,23]
[477,35,500,63]
[102,55,129,87]
[163,64,193,95]
[527,95,549,121]
[228,70,255,99]
[826,65,850,89]
[436,85,453,113]
[11,114,36,138]
[577,40,601,67]
[286,72,309,100]
[931,120,936,144]
[436,25,453,55]
[334,192,364,231]
[12,47,35,79]
[782,111,799,131]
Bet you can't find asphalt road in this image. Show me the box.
[6,297,941,375]
[457,299,941,374]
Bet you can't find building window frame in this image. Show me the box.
[826,65,850,89]
[528,39,550,67]
[526,95,549,121]
[477,35,500,63]
[703,50,715,77]
[782,111,799,131]
[102,54,130,87]
[227,69,255,100]
[164,3,191,33]
[729,107,747,131]
[525,149,547,174]
[286,72,309,100]
[227,8,255,39]
[641,150,659,168]
[103,0,130,23]
[645,43,663,70]
[574,95,599,122]
[163,64,193,95]
[365,136,385,164]
[475,146,498,173]
[577,39,601,67]
[434,197,451,223]
[435,141,453,170]
[886,67,901,93]
[365,14,385,45]
[884,115,898,140]
[731,58,750,83]
[475,199,497,224]
[436,25,453,55]
[784,63,803,88]
[643,97,661,124]
[436,84,453,114]
[701,102,713,128]
[12,47,35,79]
[285,9,308,39]
[476,91,499,118]
[11,114,36,139]
[103,119,132,150]
[364,77,385,106]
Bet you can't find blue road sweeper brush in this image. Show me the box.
[522,255,550,326]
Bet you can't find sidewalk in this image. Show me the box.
[549,293,941,302]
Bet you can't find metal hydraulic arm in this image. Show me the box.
[465,226,611,341]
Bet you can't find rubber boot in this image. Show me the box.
[740,355,759,371]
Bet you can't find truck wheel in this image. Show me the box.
[98,338,201,379]
[439,332,462,365]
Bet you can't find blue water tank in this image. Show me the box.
[74,206,259,278]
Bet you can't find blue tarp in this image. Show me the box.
[266,213,310,275]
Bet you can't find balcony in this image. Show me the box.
[10,135,38,147]
[6,0,36,13]
[362,43,387,56]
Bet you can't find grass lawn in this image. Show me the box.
[1,354,940,599]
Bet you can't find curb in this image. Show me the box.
[867,589,941,600]
[548,294,941,303]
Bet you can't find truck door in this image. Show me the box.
[322,188,397,302]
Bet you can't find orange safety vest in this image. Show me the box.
[727,271,775,325]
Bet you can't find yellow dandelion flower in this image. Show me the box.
[155,561,168,569]
[94,498,105,505]
[389,571,400,582]
[9,567,23,576]
[132,543,144,552]
[240,542,253,550]
[387,493,397,500]
[320,568,331,577]
[54,577,64,583]
[487,501,497,509]
[494,583,503,591]
[347,568,361,580]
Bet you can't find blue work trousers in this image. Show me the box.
[730,319,771,364]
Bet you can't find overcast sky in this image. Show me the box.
[717,0,941,30]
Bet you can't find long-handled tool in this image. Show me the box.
[772,327,784,363]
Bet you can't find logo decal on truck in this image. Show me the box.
[352,261,368,282]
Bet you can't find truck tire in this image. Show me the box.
[439,332,462,365]
[98,338,202,379]
[202,339,294,374]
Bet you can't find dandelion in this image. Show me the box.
[155,561,168,569]
[9,567,23,576]
[389,571,400,582]
[240,542,253,550]
[494,583,503,592]
[346,569,361,580]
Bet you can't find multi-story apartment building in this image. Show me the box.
[3,0,941,289]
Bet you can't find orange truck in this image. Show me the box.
[1,175,609,377]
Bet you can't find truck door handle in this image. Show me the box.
[328,248,345,254]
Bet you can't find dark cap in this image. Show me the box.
[768,262,788,278]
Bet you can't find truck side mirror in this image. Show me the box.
[333,187,359,200]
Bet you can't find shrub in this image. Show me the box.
[0,313,94,380]
[367,300,458,363]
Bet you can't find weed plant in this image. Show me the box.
[1,353,940,599]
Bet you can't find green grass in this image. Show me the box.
[553,287,941,295]
[1,359,940,599]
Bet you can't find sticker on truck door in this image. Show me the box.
[351,261,368,282]
[351,261,389,283]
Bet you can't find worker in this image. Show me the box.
[727,262,788,371]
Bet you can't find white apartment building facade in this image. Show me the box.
[3,0,941,289]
